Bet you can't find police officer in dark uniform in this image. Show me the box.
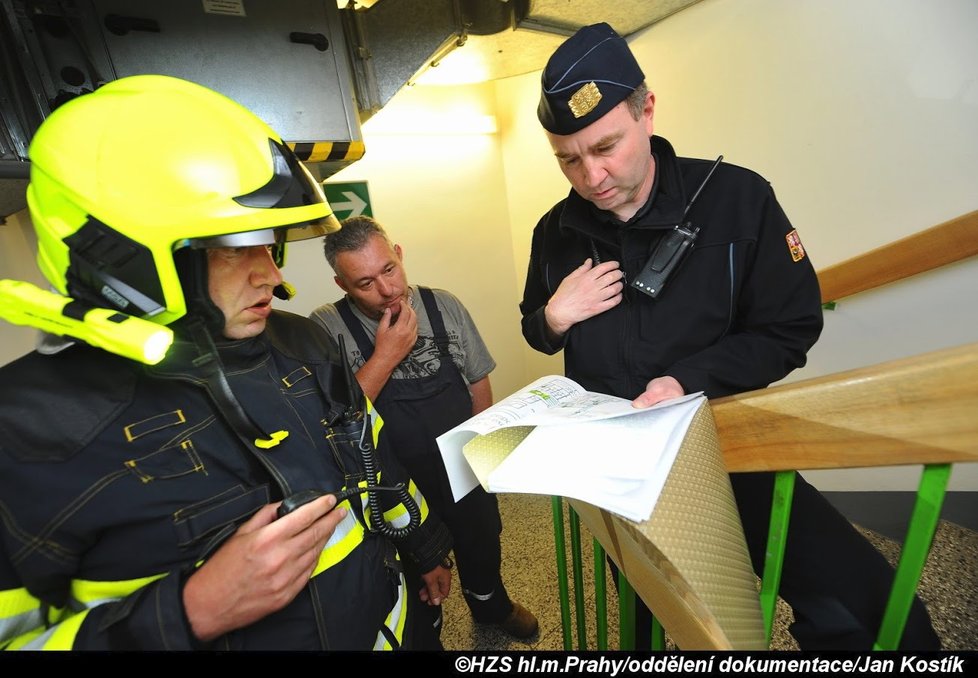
[311,217,538,647]
[520,22,940,650]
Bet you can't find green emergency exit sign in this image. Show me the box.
[322,181,372,221]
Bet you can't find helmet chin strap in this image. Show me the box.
[173,247,227,335]
[182,316,288,450]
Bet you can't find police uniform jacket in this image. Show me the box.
[520,135,824,400]
[0,311,451,650]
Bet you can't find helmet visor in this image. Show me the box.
[183,219,337,250]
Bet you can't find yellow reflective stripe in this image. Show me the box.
[409,479,430,521]
[362,478,429,529]
[0,587,45,647]
[373,571,407,650]
[63,514,362,619]
[0,586,41,622]
[310,505,365,577]
[71,572,167,607]
[388,574,408,648]
[365,397,383,445]
[5,627,46,650]
[12,609,89,650]
[408,480,428,522]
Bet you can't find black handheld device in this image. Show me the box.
[630,155,723,299]
[629,222,699,298]
[277,483,405,519]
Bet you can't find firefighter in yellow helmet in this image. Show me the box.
[0,75,452,650]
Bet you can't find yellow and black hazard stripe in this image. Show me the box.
[287,140,365,164]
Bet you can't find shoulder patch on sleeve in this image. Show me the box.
[786,229,807,262]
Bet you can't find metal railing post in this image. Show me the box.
[874,464,952,649]
[759,470,795,646]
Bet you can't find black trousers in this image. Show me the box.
[616,471,941,650]
[404,561,445,650]
[408,485,513,631]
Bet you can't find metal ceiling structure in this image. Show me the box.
[1,0,704,218]
[343,0,703,119]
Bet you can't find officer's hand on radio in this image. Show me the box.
[418,563,453,606]
[182,494,345,641]
[632,376,684,408]
[544,258,624,337]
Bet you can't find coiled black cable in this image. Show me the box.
[356,410,421,538]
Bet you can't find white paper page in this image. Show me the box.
[458,375,589,435]
[437,373,702,504]
[518,391,701,426]
[437,375,587,500]
[603,400,701,520]
[487,395,704,522]
[519,396,704,479]
[438,430,482,502]
[487,444,656,521]
[489,394,703,481]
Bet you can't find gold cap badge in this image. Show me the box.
[569,82,602,119]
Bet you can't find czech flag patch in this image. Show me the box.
[786,229,806,262]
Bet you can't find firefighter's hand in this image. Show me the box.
[544,258,624,338]
[182,494,346,642]
[632,376,685,408]
[418,564,452,606]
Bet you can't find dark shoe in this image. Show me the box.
[498,602,538,639]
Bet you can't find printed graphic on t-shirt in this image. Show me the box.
[349,331,466,380]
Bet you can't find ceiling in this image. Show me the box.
[419,0,704,84]
[346,0,704,112]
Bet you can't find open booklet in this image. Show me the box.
[436,375,706,522]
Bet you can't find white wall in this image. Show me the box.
[494,71,568,381]
[495,0,978,490]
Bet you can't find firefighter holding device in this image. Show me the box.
[0,75,452,650]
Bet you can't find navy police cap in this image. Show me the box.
[538,22,644,135]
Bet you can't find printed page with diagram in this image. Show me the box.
[437,375,705,521]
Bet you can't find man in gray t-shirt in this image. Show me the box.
[311,284,495,390]
[310,217,537,647]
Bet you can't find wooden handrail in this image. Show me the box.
[817,209,978,303]
[712,341,978,473]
